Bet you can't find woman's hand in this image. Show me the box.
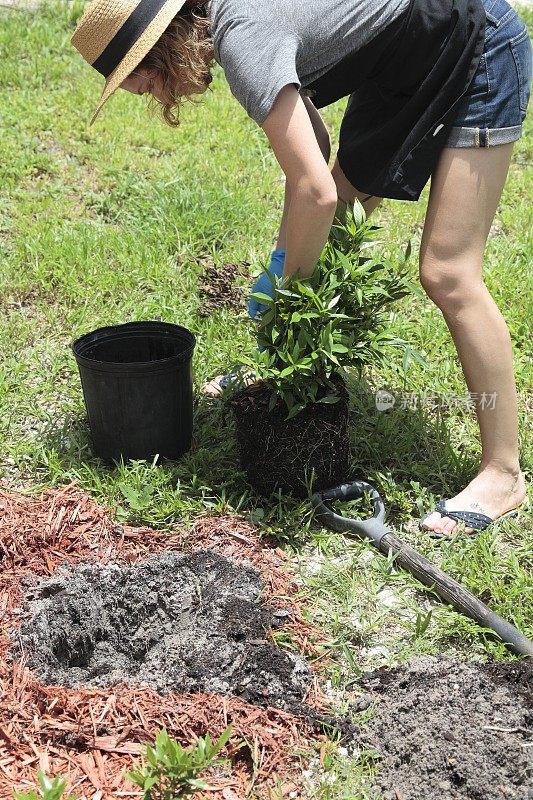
[261,85,338,279]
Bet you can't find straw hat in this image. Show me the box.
[71,0,189,125]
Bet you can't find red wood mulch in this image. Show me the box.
[0,482,332,800]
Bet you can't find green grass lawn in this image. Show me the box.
[0,3,532,796]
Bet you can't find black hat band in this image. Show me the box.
[92,0,169,78]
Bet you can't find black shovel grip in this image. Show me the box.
[311,480,390,544]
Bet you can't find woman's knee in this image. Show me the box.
[419,253,484,310]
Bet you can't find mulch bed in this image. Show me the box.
[0,482,332,799]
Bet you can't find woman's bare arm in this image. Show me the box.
[262,85,337,278]
[274,95,331,251]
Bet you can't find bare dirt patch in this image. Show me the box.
[196,256,250,317]
[358,656,533,800]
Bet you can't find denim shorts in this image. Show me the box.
[446,0,532,147]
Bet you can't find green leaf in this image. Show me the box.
[212,724,233,754]
[318,395,341,404]
[38,774,54,794]
[15,771,77,800]
[285,402,306,419]
[125,769,145,787]
[249,291,274,304]
[260,308,275,325]
[146,745,159,767]
[279,366,294,378]
[414,609,433,637]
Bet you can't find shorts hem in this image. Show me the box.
[445,125,522,147]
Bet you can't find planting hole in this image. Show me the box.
[14,551,312,708]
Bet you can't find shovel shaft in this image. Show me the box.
[379,532,533,658]
[312,481,533,658]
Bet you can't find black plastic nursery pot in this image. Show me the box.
[229,374,350,498]
[72,321,196,462]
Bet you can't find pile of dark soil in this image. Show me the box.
[229,374,350,497]
[358,656,532,800]
[15,550,312,710]
[197,257,249,317]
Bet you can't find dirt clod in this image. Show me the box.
[15,550,312,709]
[359,656,533,800]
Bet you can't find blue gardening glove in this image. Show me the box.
[247,248,286,320]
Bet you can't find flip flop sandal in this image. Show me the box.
[216,371,241,391]
[419,499,521,539]
[201,370,255,397]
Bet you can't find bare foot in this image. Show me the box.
[420,466,527,535]
[201,374,228,397]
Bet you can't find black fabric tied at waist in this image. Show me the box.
[304,0,486,201]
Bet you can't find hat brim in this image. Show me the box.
[89,0,187,125]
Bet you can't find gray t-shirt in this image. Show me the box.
[207,0,410,124]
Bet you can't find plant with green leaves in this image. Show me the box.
[13,771,76,800]
[237,200,417,418]
[127,726,233,800]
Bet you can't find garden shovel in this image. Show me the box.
[311,480,533,657]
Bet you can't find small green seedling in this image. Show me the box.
[13,770,77,800]
[413,609,433,639]
[127,726,233,800]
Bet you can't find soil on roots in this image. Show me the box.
[14,550,313,710]
[229,374,350,497]
[358,656,533,800]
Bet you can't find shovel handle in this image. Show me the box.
[311,480,390,545]
[381,531,533,658]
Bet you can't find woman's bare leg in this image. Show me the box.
[331,158,383,220]
[329,147,526,533]
[418,144,526,533]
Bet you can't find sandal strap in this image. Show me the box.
[218,371,239,390]
[436,500,493,531]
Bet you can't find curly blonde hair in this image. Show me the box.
[138,4,215,127]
